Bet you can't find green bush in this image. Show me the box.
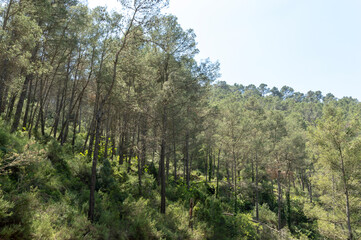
[123,197,162,239]
[256,203,277,228]
[195,196,258,239]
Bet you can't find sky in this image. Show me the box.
[87,0,361,100]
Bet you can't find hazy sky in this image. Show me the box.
[87,0,361,100]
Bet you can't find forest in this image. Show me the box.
[0,0,361,239]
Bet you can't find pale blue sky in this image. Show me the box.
[87,0,361,100]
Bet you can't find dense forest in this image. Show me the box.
[1,0,361,239]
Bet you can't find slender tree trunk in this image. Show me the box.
[277,169,282,230]
[140,117,147,171]
[22,78,32,130]
[231,159,234,184]
[40,100,49,136]
[53,80,68,138]
[5,92,16,121]
[88,125,96,159]
[88,109,103,222]
[59,79,77,144]
[339,150,353,240]
[189,153,193,181]
[0,0,14,114]
[216,149,221,198]
[137,120,142,196]
[226,160,230,183]
[299,172,304,191]
[119,115,129,165]
[52,89,61,137]
[185,131,190,189]
[233,152,237,214]
[0,61,9,115]
[27,78,38,130]
[331,174,337,228]
[28,101,39,138]
[160,106,167,214]
[286,167,291,231]
[255,155,259,221]
[208,148,213,181]
[127,127,136,173]
[104,127,109,160]
[172,118,177,181]
[1,0,13,34]
[166,145,170,180]
[82,117,94,153]
[87,57,104,158]
[11,72,32,133]
[205,149,208,182]
[173,138,177,181]
[251,156,255,205]
[71,100,81,148]
[78,105,82,133]
[183,156,186,180]
[307,172,313,203]
[118,133,124,165]
[213,150,216,179]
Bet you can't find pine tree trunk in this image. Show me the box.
[88,109,102,222]
[172,120,177,181]
[233,151,237,214]
[52,88,64,138]
[22,78,32,130]
[339,150,353,240]
[286,173,291,231]
[166,145,170,180]
[111,133,116,160]
[137,121,142,196]
[185,131,190,189]
[118,133,124,165]
[5,93,16,121]
[208,150,212,181]
[300,173,305,192]
[140,117,147,171]
[88,127,95,159]
[216,149,221,198]
[205,149,208,182]
[307,172,313,203]
[28,101,39,138]
[40,101,46,136]
[26,78,38,131]
[277,169,282,230]
[82,117,94,153]
[160,106,167,214]
[71,100,81,148]
[0,1,14,114]
[0,60,9,115]
[251,157,255,205]
[255,155,259,221]
[213,150,216,179]
[11,74,31,133]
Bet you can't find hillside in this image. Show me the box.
[1,0,361,239]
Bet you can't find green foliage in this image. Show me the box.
[0,122,25,157]
[122,197,162,239]
[195,196,259,239]
[256,203,277,227]
[0,125,91,239]
[0,189,13,220]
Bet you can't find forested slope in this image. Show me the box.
[1,0,361,239]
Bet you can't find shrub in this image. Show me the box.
[256,203,277,228]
